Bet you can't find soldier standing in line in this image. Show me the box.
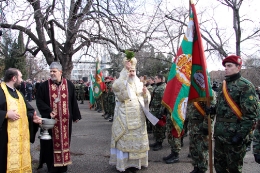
[213,55,259,173]
[74,81,80,101]
[162,108,182,164]
[187,95,216,173]
[149,74,166,151]
[78,80,85,104]
[95,96,103,112]
[102,77,110,119]
[107,77,115,122]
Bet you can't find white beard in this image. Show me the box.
[128,76,135,84]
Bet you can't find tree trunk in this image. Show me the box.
[61,55,73,80]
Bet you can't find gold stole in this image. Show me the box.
[222,80,242,119]
[193,102,205,116]
[1,83,32,173]
[48,79,72,166]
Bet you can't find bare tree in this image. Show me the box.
[163,0,260,61]
[0,0,158,78]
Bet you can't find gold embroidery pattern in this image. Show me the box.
[62,84,66,90]
[63,101,67,114]
[1,83,32,173]
[55,142,61,148]
[54,126,60,140]
[48,79,71,166]
[62,93,67,98]
[63,125,67,139]
[51,84,57,91]
[52,93,57,99]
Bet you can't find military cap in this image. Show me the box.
[222,55,242,66]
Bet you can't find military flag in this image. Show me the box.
[162,0,212,137]
[188,2,213,103]
[93,58,105,98]
[89,72,95,107]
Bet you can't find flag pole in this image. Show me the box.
[190,0,213,172]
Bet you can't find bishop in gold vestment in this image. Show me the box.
[109,56,151,172]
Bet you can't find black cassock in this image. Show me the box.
[36,79,81,172]
[0,85,38,173]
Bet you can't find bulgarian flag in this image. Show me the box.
[93,58,105,98]
[89,72,96,107]
[162,0,213,137]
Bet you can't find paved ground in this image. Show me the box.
[29,100,260,173]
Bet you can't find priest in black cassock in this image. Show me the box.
[36,62,82,173]
[0,68,42,173]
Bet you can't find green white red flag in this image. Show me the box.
[93,58,105,98]
[89,72,96,106]
[162,1,213,137]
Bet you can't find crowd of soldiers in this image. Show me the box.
[97,68,259,173]
[92,76,116,122]
[74,55,260,173]
[73,80,88,104]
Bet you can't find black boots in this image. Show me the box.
[163,152,175,161]
[152,142,163,151]
[149,142,163,151]
[149,142,157,147]
[104,114,110,119]
[164,152,179,164]
[190,167,205,173]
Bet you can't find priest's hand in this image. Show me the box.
[125,61,131,70]
[6,110,20,121]
[33,111,42,124]
[73,119,79,123]
[50,111,57,118]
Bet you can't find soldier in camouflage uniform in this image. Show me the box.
[214,55,259,173]
[253,102,260,164]
[149,74,166,151]
[74,81,80,100]
[107,77,115,122]
[187,93,216,173]
[78,80,85,104]
[102,77,110,118]
[161,109,182,164]
[95,95,103,112]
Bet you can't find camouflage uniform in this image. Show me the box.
[78,83,85,104]
[107,82,115,121]
[162,110,182,164]
[149,82,166,150]
[187,97,216,172]
[102,89,109,117]
[214,73,259,173]
[75,83,80,100]
[95,95,103,112]
[253,102,260,163]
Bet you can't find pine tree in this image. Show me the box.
[4,31,28,79]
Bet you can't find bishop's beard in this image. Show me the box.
[128,76,135,84]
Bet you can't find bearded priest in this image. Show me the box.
[36,62,81,173]
[109,51,151,172]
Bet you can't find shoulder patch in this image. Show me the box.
[249,95,254,100]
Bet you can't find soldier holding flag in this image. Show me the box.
[213,55,259,173]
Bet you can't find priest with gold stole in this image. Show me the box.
[36,62,81,173]
[109,51,151,172]
[0,68,42,173]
